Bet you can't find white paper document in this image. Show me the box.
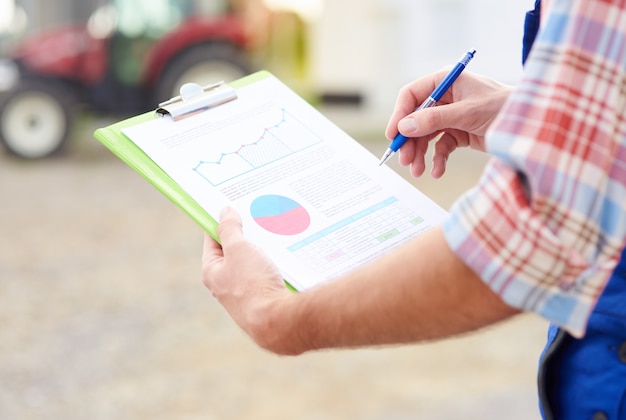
[122,75,447,291]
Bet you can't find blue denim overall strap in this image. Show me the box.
[538,246,626,420]
[522,0,541,64]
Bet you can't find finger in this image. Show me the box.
[201,232,224,291]
[385,74,443,139]
[398,98,474,141]
[397,139,416,167]
[202,232,223,266]
[396,130,440,173]
[431,133,455,179]
[408,139,430,178]
[216,206,244,250]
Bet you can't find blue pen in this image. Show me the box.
[379,49,476,166]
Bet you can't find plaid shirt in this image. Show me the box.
[443,0,626,338]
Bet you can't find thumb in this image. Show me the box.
[217,206,244,247]
[398,102,460,138]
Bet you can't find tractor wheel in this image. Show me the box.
[0,81,73,159]
[154,42,251,103]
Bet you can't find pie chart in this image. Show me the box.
[250,195,311,235]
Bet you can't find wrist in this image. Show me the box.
[245,290,308,356]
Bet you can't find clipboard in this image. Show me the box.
[94,70,447,292]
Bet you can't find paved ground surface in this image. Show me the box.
[0,112,548,419]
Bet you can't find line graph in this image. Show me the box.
[193,107,323,185]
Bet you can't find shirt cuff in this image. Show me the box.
[442,158,612,338]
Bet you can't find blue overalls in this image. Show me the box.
[538,249,626,420]
[523,2,626,418]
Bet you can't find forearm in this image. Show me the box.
[268,226,520,355]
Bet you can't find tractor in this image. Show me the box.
[0,0,254,158]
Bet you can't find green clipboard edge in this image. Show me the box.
[93,70,297,292]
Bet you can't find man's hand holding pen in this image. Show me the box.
[384,70,513,178]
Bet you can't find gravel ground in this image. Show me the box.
[0,114,548,419]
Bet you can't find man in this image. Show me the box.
[202,1,626,418]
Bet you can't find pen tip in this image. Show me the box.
[379,149,393,166]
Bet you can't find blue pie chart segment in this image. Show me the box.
[250,195,311,235]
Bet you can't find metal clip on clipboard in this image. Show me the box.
[155,81,238,121]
